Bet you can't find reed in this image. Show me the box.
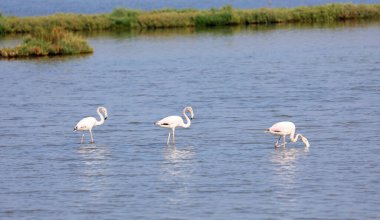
[194,5,241,26]
[0,27,93,58]
[0,12,4,34]
[0,3,379,34]
[108,8,141,28]
[2,13,113,34]
[239,3,380,24]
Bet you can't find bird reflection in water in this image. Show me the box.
[271,147,309,166]
[77,143,111,165]
[270,147,309,192]
[161,145,197,205]
[268,147,310,208]
[76,144,112,195]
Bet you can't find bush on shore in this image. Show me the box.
[108,8,141,28]
[2,13,112,34]
[239,3,380,24]
[0,27,93,58]
[0,12,4,34]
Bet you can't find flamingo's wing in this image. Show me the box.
[155,116,183,128]
[269,121,295,134]
[75,117,96,131]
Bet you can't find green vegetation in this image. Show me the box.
[239,3,380,24]
[1,3,379,58]
[0,3,379,34]
[109,8,140,28]
[2,13,112,34]
[0,28,93,58]
[194,5,240,26]
[0,12,4,34]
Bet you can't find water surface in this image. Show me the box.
[0,23,380,219]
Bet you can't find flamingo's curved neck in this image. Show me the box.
[95,108,105,126]
[290,130,309,147]
[182,109,191,128]
[289,130,299,142]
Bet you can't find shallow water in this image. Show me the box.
[1,23,380,219]
[1,0,380,16]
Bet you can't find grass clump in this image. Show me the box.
[2,13,112,34]
[0,27,93,58]
[108,8,141,28]
[0,12,4,34]
[239,3,380,24]
[137,10,198,28]
[195,5,240,26]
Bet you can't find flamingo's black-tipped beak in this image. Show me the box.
[105,117,108,120]
[190,117,194,120]
[265,129,269,133]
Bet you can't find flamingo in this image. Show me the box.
[73,106,108,144]
[266,121,310,148]
[155,106,194,145]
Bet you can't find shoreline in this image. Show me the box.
[1,3,379,58]
[1,3,380,35]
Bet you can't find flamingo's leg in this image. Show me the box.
[90,129,94,143]
[172,128,175,145]
[167,130,171,145]
[275,136,281,148]
[282,135,286,148]
[81,131,85,144]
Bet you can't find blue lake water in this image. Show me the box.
[1,22,380,219]
[0,0,380,16]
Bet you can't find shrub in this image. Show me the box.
[137,11,197,28]
[0,12,4,34]
[2,14,112,34]
[109,8,141,29]
[0,27,93,58]
[195,5,240,26]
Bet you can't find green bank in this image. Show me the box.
[1,3,379,58]
[0,4,379,34]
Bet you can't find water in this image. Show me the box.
[1,0,380,16]
[1,22,380,219]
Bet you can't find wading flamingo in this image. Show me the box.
[266,121,310,148]
[73,107,108,144]
[155,106,194,145]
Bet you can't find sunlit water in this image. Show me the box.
[1,0,380,16]
[1,23,380,219]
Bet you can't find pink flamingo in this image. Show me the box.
[155,106,194,145]
[266,121,310,148]
[73,107,108,144]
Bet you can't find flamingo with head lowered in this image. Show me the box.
[266,121,310,148]
[73,106,108,144]
[155,106,194,145]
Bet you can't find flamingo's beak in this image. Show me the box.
[105,117,108,120]
[190,117,193,120]
[265,129,269,133]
